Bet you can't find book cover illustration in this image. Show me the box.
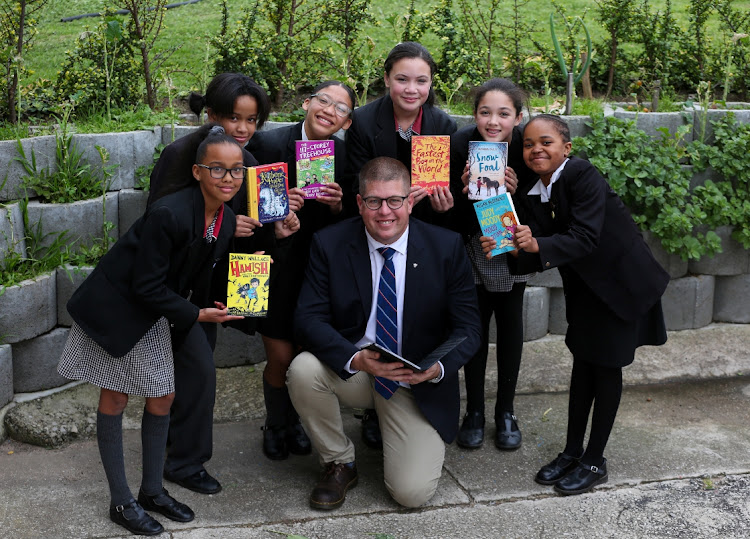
[295,140,335,199]
[473,193,520,257]
[226,253,271,317]
[246,162,290,223]
[467,141,508,201]
[411,135,450,194]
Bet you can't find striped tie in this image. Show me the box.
[375,247,399,399]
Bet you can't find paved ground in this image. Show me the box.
[1,376,750,538]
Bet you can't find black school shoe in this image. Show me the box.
[262,424,289,460]
[495,411,522,450]
[535,452,581,485]
[361,409,383,449]
[554,459,609,495]
[109,499,164,536]
[164,468,222,495]
[138,487,195,522]
[457,411,485,449]
[286,421,312,455]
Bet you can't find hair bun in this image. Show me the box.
[209,125,226,135]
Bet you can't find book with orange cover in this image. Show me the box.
[411,135,450,194]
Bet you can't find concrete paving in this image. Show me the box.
[1,376,750,538]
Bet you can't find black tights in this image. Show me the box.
[563,359,623,467]
[463,282,526,419]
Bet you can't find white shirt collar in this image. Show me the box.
[365,225,409,256]
[300,121,310,142]
[527,158,569,203]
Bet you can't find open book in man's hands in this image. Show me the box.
[361,336,467,372]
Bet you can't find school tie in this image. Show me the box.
[375,247,400,400]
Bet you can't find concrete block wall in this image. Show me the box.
[0,202,25,264]
[2,113,750,406]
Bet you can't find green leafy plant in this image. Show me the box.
[574,113,721,260]
[0,197,69,292]
[692,112,750,248]
[550,11,593,114]
[134,142,165,191]
[15,106,118,203]
[55,13,141,113]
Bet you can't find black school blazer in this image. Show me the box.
[68,185,236,357]
[513,157,669,321]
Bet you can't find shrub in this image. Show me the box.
[55,15,141,113]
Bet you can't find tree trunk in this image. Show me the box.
[9,0,28,124]
[581,52,593,99]
[606,34,618,99]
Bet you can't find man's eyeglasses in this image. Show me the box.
[310,93,352,118]
[362,196,408,210]
[196,164,246,180]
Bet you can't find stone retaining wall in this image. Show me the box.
[1,112,749,418]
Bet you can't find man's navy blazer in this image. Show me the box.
[294,216,481,443]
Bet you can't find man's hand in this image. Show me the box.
[351,349,413,382]
[403,362,441,385]
[235,215,261,238]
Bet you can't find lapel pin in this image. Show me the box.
[413,263,418,268]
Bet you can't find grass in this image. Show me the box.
[19,0,750,114]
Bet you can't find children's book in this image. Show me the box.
[467,141,508,201]
[411,135,450,194]
[361,336,467,372]
[226,253,271,317]
[473,193,520,257]
[246,162,290,223]
[295,140,335,199]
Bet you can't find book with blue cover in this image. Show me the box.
[473,193,520,257]
[467,141,508,201]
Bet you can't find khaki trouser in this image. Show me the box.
[287,351,445,508]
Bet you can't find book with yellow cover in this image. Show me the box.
[411,135,450,194]
[246,162,289,223]
[226,253,271,317]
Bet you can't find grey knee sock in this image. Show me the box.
[140,409,170,496]
[97,411,133,506]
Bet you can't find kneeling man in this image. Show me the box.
[288,156,481,509]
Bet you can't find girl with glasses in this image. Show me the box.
[246,80,356,461]
[58,127,246,535]
[146,73,300,496]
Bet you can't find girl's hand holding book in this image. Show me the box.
[235,215,262,238]
[199,302,244,323]
[288,188,306,212]
[514,224,539,253]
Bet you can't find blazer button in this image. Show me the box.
[545,262,551,267]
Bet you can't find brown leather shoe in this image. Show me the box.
[309,462,358,510]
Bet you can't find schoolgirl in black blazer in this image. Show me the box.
[147,75,299,494]
[484,115,669,496]
[345,42,457,225]
[246,80,355,460]
[448,79,536,452]
[59,130,245,535]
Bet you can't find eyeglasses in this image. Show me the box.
[310,93,352,117]
[362,196,408,210]
[196,164,246,180]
